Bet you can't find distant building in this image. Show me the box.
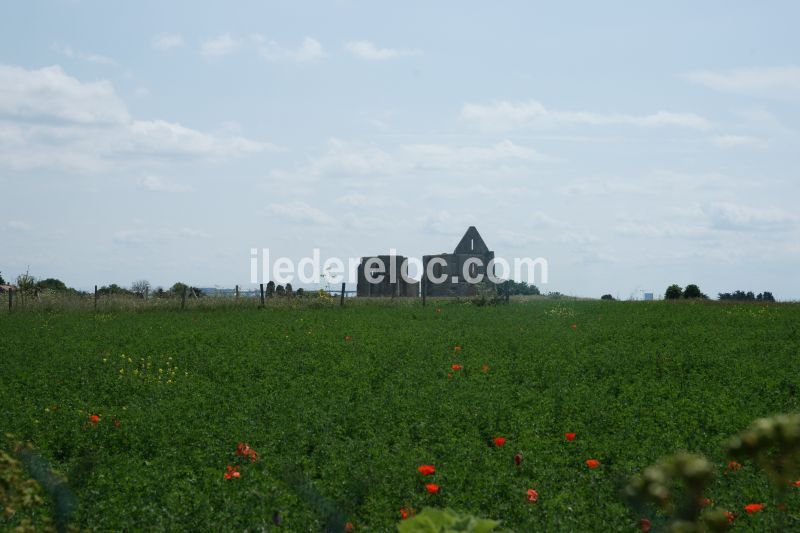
[356,255,419,297]
[644,292,654,301]
[422,226,495,297]
[0,284,15,293]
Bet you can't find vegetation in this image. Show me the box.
[600,294,615,301]
[719,291,776,302]
[503,280,540,296]
[2,300,799,530]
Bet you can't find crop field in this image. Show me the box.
[2,300,800,531]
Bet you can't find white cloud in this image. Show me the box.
[0,64,278,172]
[274,138,550,184]
[683,66,800,95]
[152,34,185,50]
[461,100,711,132]
[6,220,32,231]
[52,43,117,66]
[345,41,422,60]
[259,37,323,62]
[711,135,763,148]
[201,33,240,58]
[138,175,193,193]
[703,202,798,232]
[267,201,337,226]
[113,226,209,245]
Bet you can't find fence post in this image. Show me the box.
[235,285,239,299]
[8,288,12,312]
[94,285,97,311]
[340,283,345,307]
[181,286,187,310]
[260,283,265,307]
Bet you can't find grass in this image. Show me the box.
[1,300,799,531]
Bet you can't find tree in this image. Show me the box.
[0,271,5,285]
[15,270,37,294]
[600,294,615,300]
[97,284,133,296]
[759,291,775,302]
[131,280,151,298]
[665,284,683,300]
[36,278,68,292]
[504,280,541,296]
[683,284,707,299]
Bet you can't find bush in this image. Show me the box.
[600,294,614,301]
[683,284,707,299]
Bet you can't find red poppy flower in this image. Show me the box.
[527,488,538,503]
[725,511,735,524]
[794,480,800,487]
[565,432,576,441]
[236,443,258,462]
[224,465,240,479]
[699,497,712,507]
[493,437,506,447]
[514,453,522,466]
[639,518,651,532]
[744,503,764,514]
[344,522,354,532]
[400,508,409,520]
[585,459,600,469]
[451,364,463,371]
[726,460,742,472]
[88,414,100,425]
[417,464,435,476]
[425,483,440,494]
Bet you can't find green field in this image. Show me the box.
[2,300,800,531]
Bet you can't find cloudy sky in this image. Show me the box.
[2,1,799,299]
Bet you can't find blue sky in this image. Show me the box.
[2,1,799,298]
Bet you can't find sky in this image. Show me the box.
[2,1,799,299]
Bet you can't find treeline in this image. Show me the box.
[663,284,776,302]
[718,290,775,302]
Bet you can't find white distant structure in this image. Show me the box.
[644,292,654,301]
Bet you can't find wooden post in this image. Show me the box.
[181,286,187,310]
[340,283,346,307]
[235,285,239,299]
[94,285,97,311]
[8,288,12,311]
[260,283,265,307]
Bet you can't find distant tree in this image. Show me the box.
[600,294,615,301]
[131,280,151,298]
[683,284,707,299]
[97,284,133,296]
[169,282,188,296]
[266,281,275,297]
[36,278,68,292]
[718,290,774,302]
[15,270,37,294]
[504,280,541,296]
[296,288,305,297]
[665,284,683,300]
[0,271,5,285]
[152,286,165,298]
